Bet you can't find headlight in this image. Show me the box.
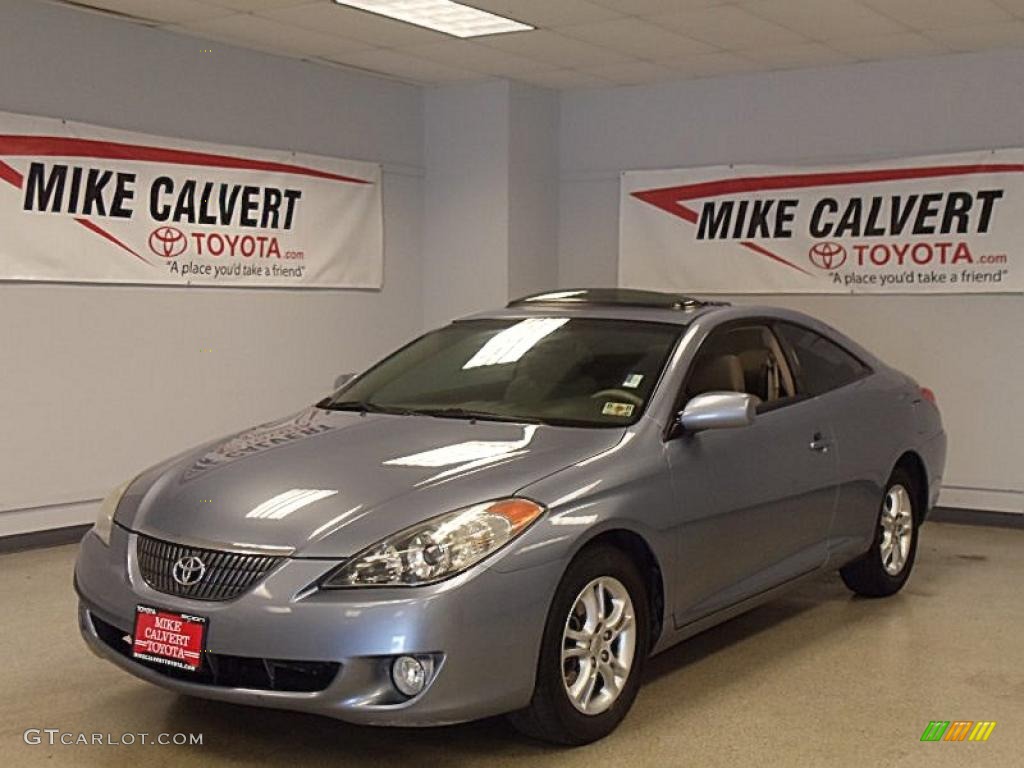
[322,498,544,588]
[93,477,133,546]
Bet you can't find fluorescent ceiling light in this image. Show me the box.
[333,1,533,38]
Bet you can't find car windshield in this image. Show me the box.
[322,317,683,427]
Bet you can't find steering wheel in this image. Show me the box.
[589,389,644,407]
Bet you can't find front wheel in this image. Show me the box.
[509,544,650,745]
[840,467,919,597]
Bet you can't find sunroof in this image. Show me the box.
[508,289,727,311]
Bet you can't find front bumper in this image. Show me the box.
[74,525,561,726]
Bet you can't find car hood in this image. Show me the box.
[118,407,624,557]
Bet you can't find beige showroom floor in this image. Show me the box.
[1,521,1022,768]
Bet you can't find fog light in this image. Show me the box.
[391,655,427,697]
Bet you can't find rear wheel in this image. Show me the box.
[509,544,650,745]
[840,467,919,597]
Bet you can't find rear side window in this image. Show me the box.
[775,323,870,397]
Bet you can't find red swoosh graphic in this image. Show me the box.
[0,159,23,187]
[0,136,372,184]
[631,163,1024,278]
[74,217,151,265]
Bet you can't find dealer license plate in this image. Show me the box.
[132,605,207,672]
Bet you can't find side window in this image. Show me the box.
[775,323,870,397]
[684,324,796,407]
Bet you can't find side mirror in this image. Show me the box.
[334,372,356,390]
[677,391,756,432]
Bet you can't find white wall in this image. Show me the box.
[419,81,557,327]
[0,0,426,532]
[508,83,559,300]
[422,81,511,329]
[559,50,1024,513]
[3,0,1021,534]
[421,80,560,328]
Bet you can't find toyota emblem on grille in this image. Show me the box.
[172,555,207,587]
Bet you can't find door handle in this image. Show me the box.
[809,432,831,453]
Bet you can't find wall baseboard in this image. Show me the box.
[0,499,98,539]
[0,524,91,554]
[930,507,1024,529]
[938,486,1022,515]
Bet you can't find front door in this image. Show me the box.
[665,322,838,628]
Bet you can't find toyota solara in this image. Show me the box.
[74,289,946,744]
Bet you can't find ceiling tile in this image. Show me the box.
[664,51,760,77]
[400,40,549,75]
[993,0,1024,17]
[588,0,728,14]
[860,0,1012,30]
[69,0,235,24]
[328,48,481,83]
[740,41,855,69]
[653,5,808,49]
[62,0,1024,89]
[259,2,451,47]
[829,32,949,59]
[513,69,614,88]
[478,29,635,67]
[464,1,624,27]
[740,0,908,40]
[926,20,1024,50]
[579,60,679,85]
[557,18,715,58]
[172,14,374,59]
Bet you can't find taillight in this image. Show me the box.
[920,387,937,405]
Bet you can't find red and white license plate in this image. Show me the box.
[132,605,207,672]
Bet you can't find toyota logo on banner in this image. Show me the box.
[808,241,847,270]
[172,556,206,587]
[148,226,187,259]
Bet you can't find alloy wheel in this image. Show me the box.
[560,576,636,715]
[880,484,914,576]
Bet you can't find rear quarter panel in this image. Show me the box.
[826,365,945,566]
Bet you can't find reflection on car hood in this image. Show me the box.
[117,407,625,557]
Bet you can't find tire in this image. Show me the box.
[840,467,919,597]
[509,544,650,746]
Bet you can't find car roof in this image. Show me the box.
[462,288,729,327]
[458,289,885,370]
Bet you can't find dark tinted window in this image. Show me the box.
[776,323,870,396]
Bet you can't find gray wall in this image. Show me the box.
[421,81,559,328]
[2,0,1020,533]
[422,81,511,329]
[0,0,425,532]
[508,82,559,300]
[559,51,1024,513]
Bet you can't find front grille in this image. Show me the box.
[90,613,339,693]
[137,534,284,601]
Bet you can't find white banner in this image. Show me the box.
[0,111,382,288]
[621,151,1023,294]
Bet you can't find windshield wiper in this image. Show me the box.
[321,401,414,416]
[412,407,543,425]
